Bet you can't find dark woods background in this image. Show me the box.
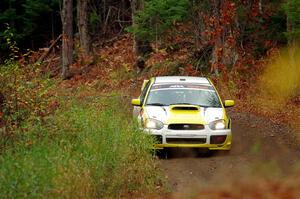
[0,0,299,66]
[0,0,131,61]
[0,0,61,59]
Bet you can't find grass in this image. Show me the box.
[110,64,135,83]
[0,93,163,198]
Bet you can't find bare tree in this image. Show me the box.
[77,0,91,55]
[210,0,223,75]
[62,0,73,79]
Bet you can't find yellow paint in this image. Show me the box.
[166,104,206,124]
[134,77,233,151]
[131,98,141,106]
[224,100,235,107]
[141,79,150,91]
[141,78,155,106]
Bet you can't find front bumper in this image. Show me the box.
[145,125,232,150]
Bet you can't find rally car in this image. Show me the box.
[131,76,234,152]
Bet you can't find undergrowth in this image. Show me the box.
[0,29,55,150]
[0,93,163,198]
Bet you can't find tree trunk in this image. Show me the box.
[211,0,223,75]
[258,0,263,15]
[131,0,152,72]
[62,0,73,79]
[77,0,91,55]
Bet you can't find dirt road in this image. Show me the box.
[159,111,300,193]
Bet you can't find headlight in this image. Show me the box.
[209,119,226,130]
[144,118,164,130]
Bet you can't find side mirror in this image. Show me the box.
[131,99,142,106]
[224,100,235,108]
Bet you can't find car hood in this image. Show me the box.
[144,105,224,124]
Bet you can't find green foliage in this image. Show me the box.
[127,0,189,41]
[0,95,162,198]
[283,0,300,41]
[22,0,52,35]
[110,63,135,83]
[0,30,54,143]
[0,0,61,55]
[234,1,287,58]
[2,24,20,60]
[0,61,53,123]
[266,9,287,44]
[89,9,102,33]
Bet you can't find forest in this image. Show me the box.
[0,0,300,198]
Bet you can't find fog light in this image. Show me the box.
[210,135,227,144]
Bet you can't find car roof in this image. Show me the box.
[154,76,211,85]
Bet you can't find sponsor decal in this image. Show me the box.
[151,84,214,90]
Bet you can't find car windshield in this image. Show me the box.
[145,84,222,107]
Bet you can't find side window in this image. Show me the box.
[140,81,151,104]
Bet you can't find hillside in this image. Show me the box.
[0,0,300,198]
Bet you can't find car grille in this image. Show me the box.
[166,138,206,144]
[168,124,205,130]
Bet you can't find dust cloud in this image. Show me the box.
[258,46,300,105]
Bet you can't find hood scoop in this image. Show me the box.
[170,105,200,111]
[167,105,203,124]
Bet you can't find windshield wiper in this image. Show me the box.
[170,103,221,108]
[146,103,167,106]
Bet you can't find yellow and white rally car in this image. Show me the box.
[132,76,234,152]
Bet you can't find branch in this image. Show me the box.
[37,34,62,63]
